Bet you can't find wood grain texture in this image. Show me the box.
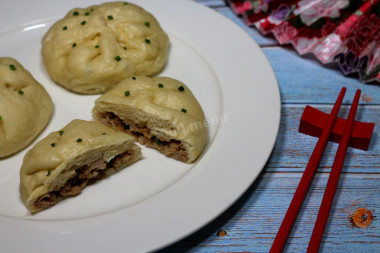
[160,173,380,253]
[262,48,380,105]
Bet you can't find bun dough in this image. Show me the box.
[41,1,169,94]
[0,57,53,158]
[20,119,141,213]
[93,76,207,163]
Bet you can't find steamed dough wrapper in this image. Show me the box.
[0,57,53,158]
[20,120,141,213]
[41,1,169,94]
[93,76,207,163]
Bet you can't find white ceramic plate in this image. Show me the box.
[0,0,280,252]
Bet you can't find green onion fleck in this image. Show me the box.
[62,26,68,30]
[181,108,187,113]
[0,116,3,120]
[9,64,16,71]
[132,76,136,80]
[73,11,79,16]
[76,138,82,143]
[72,42,77,47]
[81,21,86,25]
[59,130,64,136]
[102,132,106,135]
[115,56,121,61]
[123,46,127,50]
[47,170,51,176]
[124,2,129,5]
[95,45,99,48]
[85,12,90,16]
[107,15,114,20]
[178,86,185,92]
[18,89,24,95]
[90,8,94,11]
[145,22,150,27]
[155,137,162,145]
[158,83,164,88]
[145,38,151,44]
[124,90,130,96]
[51,143,56,147]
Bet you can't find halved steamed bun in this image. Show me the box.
[20,119,142,213]
[41,1,170,94]
[0,57,53,158]
[93,76,208,163]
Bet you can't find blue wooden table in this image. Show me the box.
[159,1,380,252]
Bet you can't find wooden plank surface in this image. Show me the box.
[160,173,380,252]
[159,1,380,252]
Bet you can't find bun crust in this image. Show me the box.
[93,76,207,163]
[20,119,141,213]
[0,57,53,158]
[41,1,169,94]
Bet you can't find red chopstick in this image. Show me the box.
[307,89,361,253]
[270,87,347,253]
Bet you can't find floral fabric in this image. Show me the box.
[227,0,380,83]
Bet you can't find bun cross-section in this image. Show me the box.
[20,119,141,213]
[93,76,208,163]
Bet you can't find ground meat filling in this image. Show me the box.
[34,150,134,209]
[100,112,189,162]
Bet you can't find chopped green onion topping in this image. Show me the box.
[76,138,83,143]
[72,42,77,47]
[102,132,107,135]
[47,170,51,176]
[124,2,129,5]
[85,12,90,16]
[73,11,79,16]
[9,64,16,71]
[155,137,162,145]
[132,76,136,80]
[145,22,150,27]
[107,15,114,20]
[95,45,99,48]
[158,83,164,88]
[123,124,130,130]
[18,89,24,95]
[81,21,86,25]
[178,86,185,92]
[145,38,151,44]
[124,90,130,96]
[62,26,68,30]
[51,143,56,147]
[59,130,64,136]
[0,116,2,120]
[181,108,187,113]
[90,8,94,11]
[123,46,127,50]
[115,56,121,61]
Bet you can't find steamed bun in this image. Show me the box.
[41,1,170,94]
[93,76,208,163]
[0,57,53,158]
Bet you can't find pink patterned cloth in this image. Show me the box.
[227,0,380,84]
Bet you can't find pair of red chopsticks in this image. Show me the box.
[270,87,361,253]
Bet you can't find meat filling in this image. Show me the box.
[99,112,188,162]
[34,150,134,209]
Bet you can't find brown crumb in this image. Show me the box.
[350,207,375,228]
[216,230,227,237]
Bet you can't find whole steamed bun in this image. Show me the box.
[0,57,53,158]
[41,1,170,94]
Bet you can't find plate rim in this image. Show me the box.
[0,0,281,252]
